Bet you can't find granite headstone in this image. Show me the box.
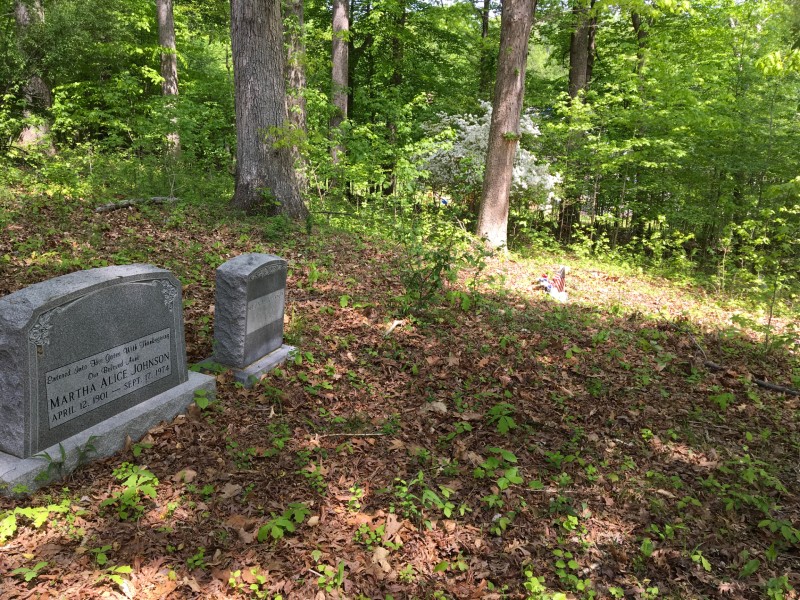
[0,264,215,492]
[211,253,294,385]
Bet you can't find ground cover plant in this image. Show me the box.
[0,192,798,600]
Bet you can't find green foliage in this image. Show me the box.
[186,547,206,570]
[98,564,133,589]
[382,471,460,525]
[99,462,159,520]
[228,567,272,599]
[0,500,70,544]
[394,217,489,316]
[486,402,517,435]
[91,545,113,566]
[11,560,49,582]
[256,503,311,542]
[353,522,402,551]
[315,559,346,593]
[194,389,212,410]
[766,575,794,600]
[552,548,593,597]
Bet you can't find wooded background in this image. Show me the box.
[2,0,799,299]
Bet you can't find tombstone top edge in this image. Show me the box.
[0,264,176,325]
[216,253,287,277]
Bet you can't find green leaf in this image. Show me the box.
[256,524,270,542]
[434,561,449,572]
[739,558,760,578]
[112,565,133,574]
[505,467,523,484]
[641,537,654,557]
[0,512,18,543]
[488,447,518,463]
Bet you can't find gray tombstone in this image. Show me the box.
[210,254,294,386]
[0,265,215,493]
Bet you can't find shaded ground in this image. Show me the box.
[1,195,799,599]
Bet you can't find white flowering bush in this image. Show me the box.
[421,102,560,208]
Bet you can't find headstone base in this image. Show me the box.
[198,344,295,388]
[0,371,216,495]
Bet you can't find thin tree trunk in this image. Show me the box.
[586,13,597,83]
[331,0,349,164]
[385,0,406,196]
[478,0,493,99]
[157,0,180,155]
[285,0,307,188]
[230,0,307,219]
[631,12,648,76]
[568,0,591,99]
[560,0,596,243]
[390,1,405,88]
[476,0,537,248]
[14,0,53,152]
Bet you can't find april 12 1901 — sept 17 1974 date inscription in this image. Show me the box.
[45,329,172,428]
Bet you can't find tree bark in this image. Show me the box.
[284,0,308,188]
[230,0,307,219]
[157,0,180,155]
[476,0,536,249]
[559,0,596,243]
[478,0,494,98]
[631,12,648,76]
[331,0,349,163]
[390,0,405,88]
[285,0,307,135]
[14,0,53,152]
[568,0,592,99]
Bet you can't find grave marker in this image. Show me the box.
[0,264,215,492]
[210,253,294,385]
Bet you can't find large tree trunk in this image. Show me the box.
[14,0,53,152]
[230,0,307,219]
[284,0,307,188]
[331,0,349,163]
[157,0,180,155]
[476,0,536,249]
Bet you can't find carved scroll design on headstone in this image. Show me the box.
[160,280,178,310]
[28,310,55,347]
[248,262,286,282]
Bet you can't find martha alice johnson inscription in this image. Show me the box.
[47,329,171,428]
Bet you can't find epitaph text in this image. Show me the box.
[46,329,172,428]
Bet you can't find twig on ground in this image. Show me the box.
[688,333,708,361]
[685,330,800,396]
[317,432,385,438]
[94,196,179,213]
